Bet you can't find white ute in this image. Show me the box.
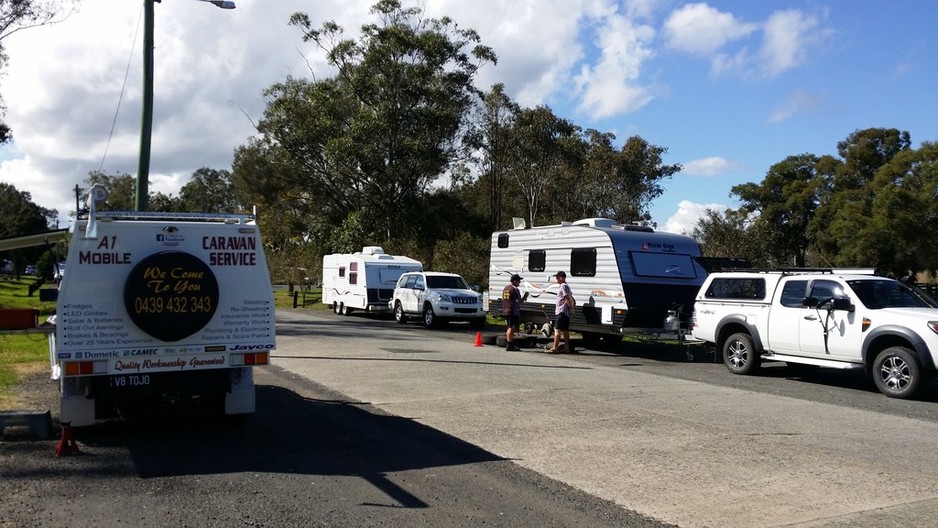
[692,269,938,398]
[52,201,275,425]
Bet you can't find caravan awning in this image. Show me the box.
[0,229,68,252]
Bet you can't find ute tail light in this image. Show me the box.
[63,361,108,376]
[231,351,270,366]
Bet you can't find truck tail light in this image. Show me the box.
[231,352,269,366]
[63,361,108,376]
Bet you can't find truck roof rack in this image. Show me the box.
[708,267,878,275]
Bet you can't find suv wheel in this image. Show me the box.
[873,346,921,399]
[394,302,408,324]
[423,305,437,328]
[723,332,760,375]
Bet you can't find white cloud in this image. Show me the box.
[664,4,828,79]
[768,88,823,123]
[661,200,728,235]
[663,3,756,56]
[759,9,820,77]
[574,13,657,118]
[681,156,738,176]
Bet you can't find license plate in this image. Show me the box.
[108,375,151,388]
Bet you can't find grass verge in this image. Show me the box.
[0,277,56,408]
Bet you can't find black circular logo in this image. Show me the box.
[123,251,219,342]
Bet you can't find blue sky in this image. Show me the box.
[1,0,936,234]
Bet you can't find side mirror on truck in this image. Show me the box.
[803,296,854,312]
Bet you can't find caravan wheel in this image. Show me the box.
[338,302,346,315]
[333,302,341,315]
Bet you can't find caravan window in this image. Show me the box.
[529,250,546,272]
[631,252,698,279]
[380,269,405,284]
[349,262,358,285]
[338,266,346,278]
[497,233,509,248]
[571,248,596,277]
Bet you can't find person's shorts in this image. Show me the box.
[554,312,570,331]
[505,314,521,329]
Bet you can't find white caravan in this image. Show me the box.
[322,247,422,315]
[488,218,708,342]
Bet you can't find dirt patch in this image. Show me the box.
[0,362,58,414]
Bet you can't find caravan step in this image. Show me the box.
[761,354,863,370]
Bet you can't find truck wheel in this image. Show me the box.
[394,302,408,324]
[873,346,921,399]
[722,332,760,375]
[423,305,438,328]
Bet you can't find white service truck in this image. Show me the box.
[52,208,276,426]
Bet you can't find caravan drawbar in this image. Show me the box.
[487,218,707,339]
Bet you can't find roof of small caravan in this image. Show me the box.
[353,253,421,265]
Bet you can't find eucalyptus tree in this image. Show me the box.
[732,154,825,267]
[469,83,519,231]
[259,0,495,245]
[0,182,56,275]
[608,135,680,224]
[863,141,938,276]
[178,167,240,213]
[692,208,769,267]
[817,128,912,267]
[503,105,580,228]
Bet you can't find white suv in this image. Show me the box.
[391,271,485,329]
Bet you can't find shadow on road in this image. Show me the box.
[50,378,504,508]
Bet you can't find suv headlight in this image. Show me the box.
[437,293,452,302]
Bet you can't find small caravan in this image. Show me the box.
[487,218,707,340]
[323,247,423,315]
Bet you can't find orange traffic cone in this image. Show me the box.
[474,332,483,347]
[54,423,82,457]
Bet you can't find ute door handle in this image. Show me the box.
[803,315,818,321]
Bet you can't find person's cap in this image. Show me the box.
[553,271,566,278]
[510,274,523,282]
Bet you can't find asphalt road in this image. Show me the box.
[5,308,938,527]
[273,309,938,528]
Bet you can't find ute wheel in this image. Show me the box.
[722,332,760,375]
[423,305,438,328]
[394,302,408,324]
[873,346,921,399]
